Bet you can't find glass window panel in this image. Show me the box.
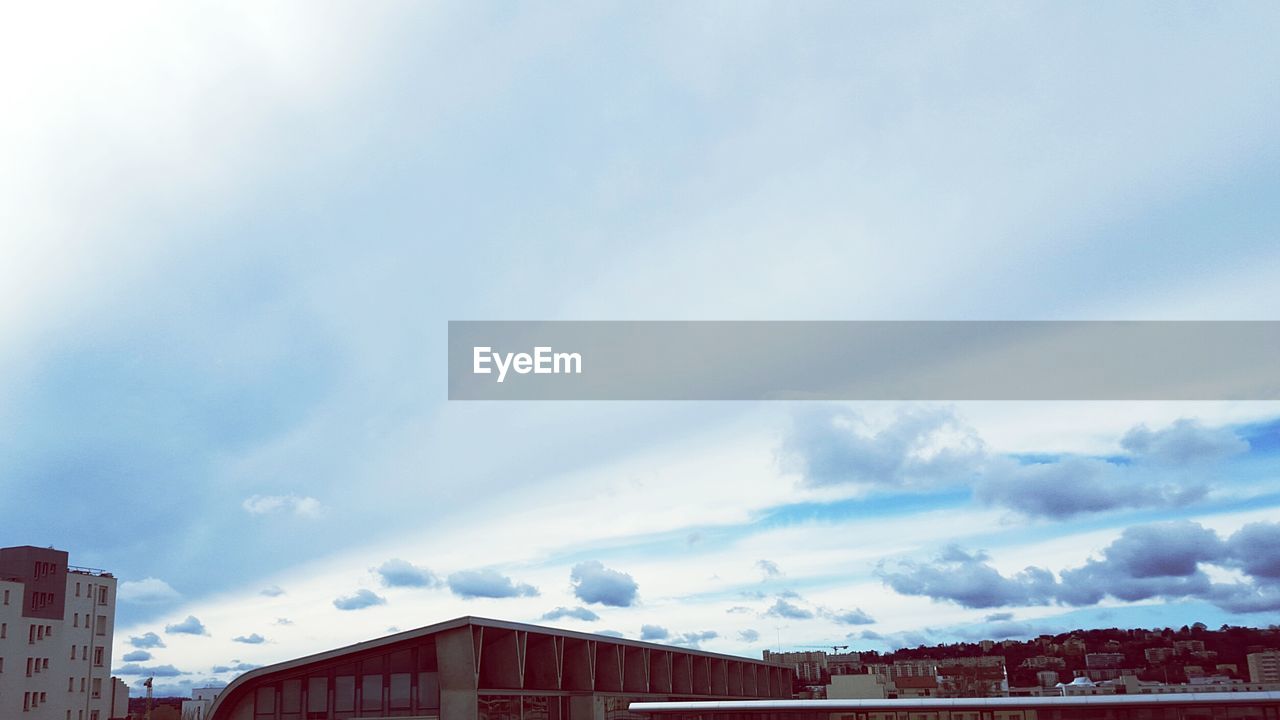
[524,695,550,720]
[307,676,327,713]
[255,685,276,715]
[417,671,440,710]
[362,673,383,711]
[335,674,356,712]
[389,673,411,709]
[281,679,302,713]
[479,695,520,720]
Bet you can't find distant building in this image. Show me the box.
[1020,655,1065,670]
[762,650,828,683]
[1117,675,1280,695]
[1035,670,1059,688]
[182,686,223,719]
[0,545,121,720]
[826,675,885,700]
[825,673,938,700]
[1174,640,1207,655]
[1145,647,1175,664]
[1248,650,1280,684]
[825,653,862,676]
[1085,652,1126,669]
[936,657,1006,698]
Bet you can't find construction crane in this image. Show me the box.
[144,676,154,720]
[800,644,849,653]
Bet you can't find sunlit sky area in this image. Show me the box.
[2,2,1279,696]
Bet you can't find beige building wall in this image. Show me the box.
[1247,650,1280,684]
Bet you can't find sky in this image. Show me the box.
[2,1,1280,697]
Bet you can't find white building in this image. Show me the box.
[183,686,223,720]
[0,546,123,720]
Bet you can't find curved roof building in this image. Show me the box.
[207,616,794,720]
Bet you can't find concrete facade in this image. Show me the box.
[207,617,794,720]
[0,545,122,720]
[1250,651,1280,684]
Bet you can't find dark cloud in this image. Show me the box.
[114,663,184,677]
[876,545,1056,608]
[984,612,1013,622]
[757,559,783,579]
[448,569,539,599]
[333,589,387,610]
[1057,522,1225,605]
[738,629,761,642]
[1121,419,1248,465]
[541,606,599,622]
[975,456,1206,520]
[260,585,285,597]
[824,607,876,625]
[640,624,669,640]
[1206,583,1280,613]
[1226,522,1280,580]
[953,619,1050,642]
[233,633,266,644]
[377,558,442,588]
[165,615,208,635]
[122,650,152,662]
[780,407,984,489]
[784,411,1243,520]
[570,561,638,607]
[880,521,1280,614]
[130,632,166,649]
[764,598,813,619]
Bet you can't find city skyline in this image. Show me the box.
[3,2,1280,698]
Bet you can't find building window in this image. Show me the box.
[93,646,104,667]
[91,678,102,698]
[76,583,81,597]
[97,587,107,605]
[1,621,6,638]
[95,616,106,636]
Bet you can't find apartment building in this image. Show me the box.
[1248,650,1280,684]
[0,546,124,719]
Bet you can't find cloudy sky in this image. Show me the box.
[3,2,1280,697]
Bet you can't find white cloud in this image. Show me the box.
[242,494,326,519]
[119,577,181,604]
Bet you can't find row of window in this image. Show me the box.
[65,675,103,697]
[30,591,56,611]
[70,612,108,635]
[22,690,48,711]
[29,622,54,643]
[25,656,50,676]
[32,561,58,581]
[65,643,106,665]
[72,582,110,606]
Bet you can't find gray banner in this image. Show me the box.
[447,321,1280,401]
